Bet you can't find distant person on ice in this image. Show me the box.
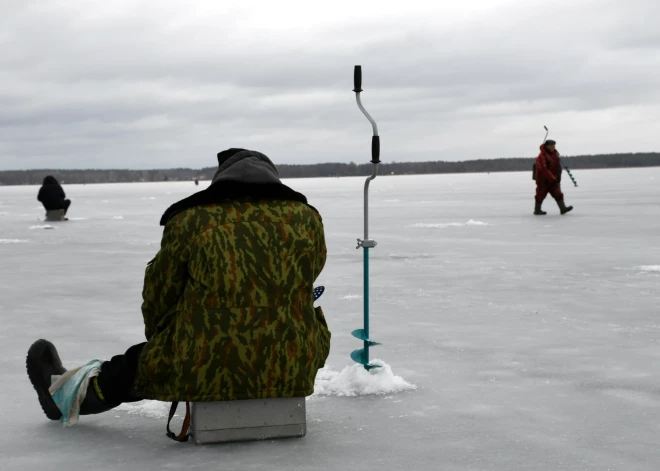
[534,140,573,215]
[37,176,71,216]
[27,149,331,436]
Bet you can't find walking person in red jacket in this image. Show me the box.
[534,140,573,215]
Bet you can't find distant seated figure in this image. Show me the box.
[37,176,71,218]
[26,149,330,440]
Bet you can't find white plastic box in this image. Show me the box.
[189,398,307,445]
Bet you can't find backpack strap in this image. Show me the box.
[166,401,191,442]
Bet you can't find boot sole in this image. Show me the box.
[26,339,65,421]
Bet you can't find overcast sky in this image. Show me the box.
[1,0,658,170]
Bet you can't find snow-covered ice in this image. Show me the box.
[407,219,490,228]
[115,401,171,420]
[1,168,659,470]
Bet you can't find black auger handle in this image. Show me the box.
[354,65,362,93]
[354,65,379,163]
[372,136,380,164]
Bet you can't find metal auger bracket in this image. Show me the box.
[356,238,377,249]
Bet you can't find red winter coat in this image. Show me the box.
[535,145,562,185]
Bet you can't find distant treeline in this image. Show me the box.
[1,152,659,186]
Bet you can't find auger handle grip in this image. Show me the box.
[372,136,380,163]
[353,65,362,93]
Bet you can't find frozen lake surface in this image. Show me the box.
[1,168,659,470]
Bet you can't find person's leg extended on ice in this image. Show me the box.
[534,140,573,215]
[27,149,331,434]
[26,340,145,426]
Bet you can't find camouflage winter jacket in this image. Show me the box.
[133,150,331,401]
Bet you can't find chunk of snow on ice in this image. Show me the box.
[408,220,489,228]
[312,360,417,397]
[29,225,56,230]
[340,295,362,300]
[113,216,124,220]
[101,200,109,203]
[638,266,660,272]
[115,400,169,419]
[410,223,461,228]
[68,217,88,221]
[0,239,28,243]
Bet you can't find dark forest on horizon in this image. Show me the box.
[1,152,659,186]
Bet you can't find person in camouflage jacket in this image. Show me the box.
[27,149,331,425]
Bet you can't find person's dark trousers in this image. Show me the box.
[95,342,146,406]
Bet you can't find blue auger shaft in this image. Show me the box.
[363,246,370,363]
[559,159,578,187]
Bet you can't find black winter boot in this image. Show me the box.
[28,339,117,421]
[557,198,573,215]
[534,202,547,215]
[26,339,66,420]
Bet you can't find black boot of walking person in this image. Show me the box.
[556,198,573,215]
[534,201,547,215]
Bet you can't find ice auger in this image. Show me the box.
[350,65,381,370]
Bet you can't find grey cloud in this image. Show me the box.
[1,0,659,169]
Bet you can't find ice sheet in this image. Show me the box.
[1,168,659,470]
